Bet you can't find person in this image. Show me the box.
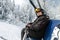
[21,8,50,40]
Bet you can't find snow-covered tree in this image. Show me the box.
[0,0,60,26]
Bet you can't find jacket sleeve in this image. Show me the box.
[29,15,50,31]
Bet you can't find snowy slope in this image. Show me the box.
[0,21,26,40]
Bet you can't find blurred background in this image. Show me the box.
[0,0,60,26]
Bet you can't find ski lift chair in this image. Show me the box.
[44,20,60,40]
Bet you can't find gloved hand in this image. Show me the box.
[26,23,32,29]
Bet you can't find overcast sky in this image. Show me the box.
[11,0,26,6]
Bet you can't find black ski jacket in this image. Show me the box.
[26,15,50,39]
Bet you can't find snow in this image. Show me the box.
[0,21,26,40]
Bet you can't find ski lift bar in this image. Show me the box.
[37,0,42,9]
[29,0,44,16]
[29,0,36,9]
